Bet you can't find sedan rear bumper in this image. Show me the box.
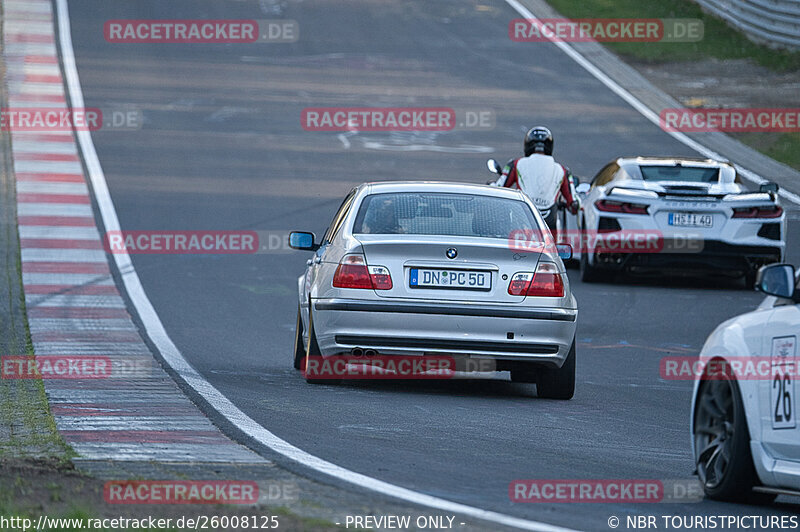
[314,299,577,321]
[311,298,577,368]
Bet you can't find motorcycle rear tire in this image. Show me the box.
[543,208,557,232]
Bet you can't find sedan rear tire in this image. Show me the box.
[304,301,342,385]
[293,305,306,370]
[537,339,576,400]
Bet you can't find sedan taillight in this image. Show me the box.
[508,272,534,296]
[596,199,649,215]
[731,205,783,218]
[368,265,393,290]
[508,262,564,297]
[332,254,393,290]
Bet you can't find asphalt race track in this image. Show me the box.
[64,0,800,529]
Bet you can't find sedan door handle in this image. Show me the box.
[306,259,313,266]
[313,256,322,264]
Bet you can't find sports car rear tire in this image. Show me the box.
[537,339,576,400]
[580,249,606,283]
[579,217,609,283]
[744,271,757,289]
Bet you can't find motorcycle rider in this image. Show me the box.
[495,126,579,230]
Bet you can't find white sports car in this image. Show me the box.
[690,263,800,502]
[574,157,785,284]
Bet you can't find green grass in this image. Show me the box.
[545,0,800,71]
[544,0,800,170]
[761,132,800,170]
[0,169,74,460]
[0,253,73,460]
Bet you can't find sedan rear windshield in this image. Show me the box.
[639,165,720,183]
[352,192,541,240]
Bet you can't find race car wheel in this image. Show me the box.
[557,207,579,270]
[693,373,772,502]
[304,300,341,385]
[293,305,306,370]
[579,217,607,282]
[580,248,607,283]
[536,339,576,400]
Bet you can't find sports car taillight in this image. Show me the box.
[507,263,564,297]
[596,199,649,215]
[731,205,783,218]
[332,254,393,290]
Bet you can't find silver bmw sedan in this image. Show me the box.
[289,181,578,399]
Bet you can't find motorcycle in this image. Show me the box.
[485,158,563,231]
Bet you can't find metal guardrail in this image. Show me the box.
[694,0,800,49]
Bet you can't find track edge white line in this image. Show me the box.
[52,0,577,530]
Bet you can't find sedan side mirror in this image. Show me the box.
[557,243,573,261]
[289,231,319,251]
[576,183,591,196]
[759,181,779,194]
[755,263,796,299]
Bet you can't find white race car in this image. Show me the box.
[691,263,800,502]
[574,157,785,284]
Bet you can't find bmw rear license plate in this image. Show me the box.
[668,212,713,228]
[409,269,491,291]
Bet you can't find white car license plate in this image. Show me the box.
[409,269,491,291]
[668,212,713,228]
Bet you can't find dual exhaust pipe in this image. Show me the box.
[350,347,378,358]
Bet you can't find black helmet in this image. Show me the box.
[523,126,553,156]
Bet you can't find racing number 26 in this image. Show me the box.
[773,374,793,426]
